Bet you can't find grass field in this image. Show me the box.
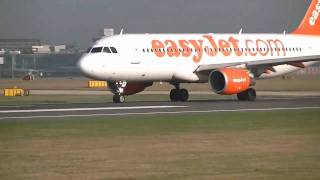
[1,109,320,180]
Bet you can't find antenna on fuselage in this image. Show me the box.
[283,30,286,35]
[239,28,243,35]
[120,28,124,35]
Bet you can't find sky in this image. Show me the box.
[0,0,309,48]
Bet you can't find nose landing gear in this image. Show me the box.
[113,94,125,103]
[112,81,127,103]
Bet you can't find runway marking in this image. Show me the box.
[0,105,35,108]
[0,106,187,114]
[0,106,319,120]
[259,96,320,100]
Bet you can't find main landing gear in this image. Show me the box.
[169,83,189,102]
[237,88,256,101]
[112,81,126,103]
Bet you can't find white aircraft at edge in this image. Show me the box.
[79,0,320,103]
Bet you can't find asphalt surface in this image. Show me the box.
[0,95,320,120]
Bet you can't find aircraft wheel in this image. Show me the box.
[179,89,189,102]
[247,88,256,101]
[113,94,125,103]
[237,88,256,101]
[237,91,248,101]
[170,89,180,102]
[170,89,189,102]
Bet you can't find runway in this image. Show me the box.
[1,95,320,120]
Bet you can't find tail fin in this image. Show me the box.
[292,0,320,35]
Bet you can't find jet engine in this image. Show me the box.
[209,68,253,95]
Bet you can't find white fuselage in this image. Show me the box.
[78,33,320,82]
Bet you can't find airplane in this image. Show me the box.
[79,0,320,103]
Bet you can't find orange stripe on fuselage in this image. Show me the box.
[151,35,286,63]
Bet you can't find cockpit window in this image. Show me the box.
[91,47,103,53]
[110,47,118,53]
[86,47,92,53]
[103,47,111,53]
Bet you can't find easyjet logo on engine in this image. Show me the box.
[232,78,247,83]
[310,0,320,26]
[151,35,286,63]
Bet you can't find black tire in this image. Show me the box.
[247,88,256,101]
[237,88,256,101]
[113,94,125,103]
[237,91,248,101]
[179,89,189,102]
[170,89,179,102]
[113,94,120,103]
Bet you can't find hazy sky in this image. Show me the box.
[0,0,309,48]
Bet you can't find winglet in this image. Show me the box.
[292,0,320,35]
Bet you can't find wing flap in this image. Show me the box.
[196,55,320,72]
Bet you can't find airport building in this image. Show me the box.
[92,28,114,42]
[32,45,66,54]
[101,28,114,37]
[0,39,77,78]
[0,39,41,54]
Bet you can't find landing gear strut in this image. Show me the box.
[169,83,189,102]
[112,81,127,103]
[237,88,256,101]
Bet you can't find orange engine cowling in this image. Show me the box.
[209,68,252,95]
[108,82,153,96]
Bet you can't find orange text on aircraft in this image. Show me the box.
[151,35,286,63]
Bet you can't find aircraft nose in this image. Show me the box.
[78,55,92,76]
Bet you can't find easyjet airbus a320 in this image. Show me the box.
[79,0,320,103]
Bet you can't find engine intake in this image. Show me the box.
[209,68,253,95]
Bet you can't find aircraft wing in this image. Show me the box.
[196,55,320,72]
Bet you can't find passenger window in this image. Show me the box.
[91,47,103,53]
[103,47,111,53]
[110,47,118,53]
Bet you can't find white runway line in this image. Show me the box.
[0,106,187,114]
[0,106,319,120]
[0,105,35,108]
